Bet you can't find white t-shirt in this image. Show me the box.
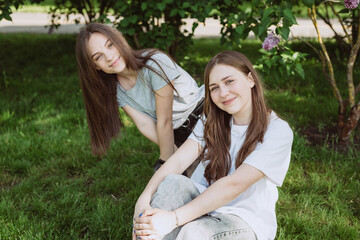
[189,111,293,240]
[116,52,204,129]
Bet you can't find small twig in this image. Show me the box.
[111,194,118,201]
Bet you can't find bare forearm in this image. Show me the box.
[139,140,201,202]
[157,120,175,160]
[175,165,264,226]
[175,177,241,225]
[137,119,159,145]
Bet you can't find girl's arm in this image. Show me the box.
[122,105,159,145]
[175,163,264,225]
[154,81,175,161]
[136,138,201,206]
[135,163,264,237]
[132,138,201,239]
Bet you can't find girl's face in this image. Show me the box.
[208,64,254,125]
[87,32,126,74]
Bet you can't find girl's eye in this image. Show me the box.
[210,86,218,92]
[108,43,113,48]
[225,80,233,84]
[95,54,102,61]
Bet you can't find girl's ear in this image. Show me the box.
[247,72,255,88]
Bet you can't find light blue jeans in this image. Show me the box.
[150,174,257,240]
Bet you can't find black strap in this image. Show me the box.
[153,158,165,172]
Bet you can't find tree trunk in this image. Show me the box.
[339,105,360,142]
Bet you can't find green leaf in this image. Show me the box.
[283,9,297,26]
[265,59,272,68]
[292,52,299,59]
[170,9,177,17]
[286,64,291,75]
[141,2,147,11]
[192,22,199,32]
[276,26,290,40]
[128,28,135,35]
[258,17,271,36]
[302,0,314,8]
[120,18,129,27]
[235,25,245,35]
[129,15,138,24]
[182,2,190,8]
[252,0,260,6]
[295,63,305,79]
[262,7,274,20]
[338,8,350,14]
[179,10,186,18]
[4,12,12,21]
[190,5,198,12]
[253,25,259,37]
[157,2,166,11]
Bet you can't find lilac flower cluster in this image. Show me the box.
[262,33,280,51]
[344,0,359,9]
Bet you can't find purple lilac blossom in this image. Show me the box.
[344,0,359,9]
[262,33,280,51]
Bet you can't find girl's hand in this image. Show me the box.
[134,209,177,239]
[133,196,152,240]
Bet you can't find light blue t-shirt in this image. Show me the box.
[116,52,204,128]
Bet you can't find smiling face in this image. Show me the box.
[87,32,126,74]
[208,64,255,125]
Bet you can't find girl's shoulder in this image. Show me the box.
[267,111,293,139]
[140,49,173,65]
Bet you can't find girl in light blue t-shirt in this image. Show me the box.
[76,23,204,173]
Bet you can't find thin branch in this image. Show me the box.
[319,0,340,4]
[290,32,332,83]
[347,14,360,107]
[329,2,352,45]
[317,11,344,42]
[308,6,345,113]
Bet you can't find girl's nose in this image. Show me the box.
[219,86,229,97]
[104,51,113,62]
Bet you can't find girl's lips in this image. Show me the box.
[110,57,120,67]
[222,97,236,105]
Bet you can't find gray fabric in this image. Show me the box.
[150,174,257,240]
[116,52,204,128]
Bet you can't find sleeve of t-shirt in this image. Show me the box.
[244,119,293,187]
[116,86,129,108]
[146,53,182,91]
[188,116,206,147]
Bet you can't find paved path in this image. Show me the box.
[0,12,342,39]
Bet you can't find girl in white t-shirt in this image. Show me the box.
[133,51,293,240]
[76,23,204,172]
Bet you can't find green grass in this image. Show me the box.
[0,34,359,239]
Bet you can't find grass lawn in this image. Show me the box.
[0,34,359,239]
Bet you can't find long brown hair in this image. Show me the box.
[76,23,176,155]
[202,50,270,184]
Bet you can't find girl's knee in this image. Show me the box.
[160,174,190,189]
[177,222,207,240]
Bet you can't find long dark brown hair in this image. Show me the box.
[202,50,270,184]
[76,23,176,155]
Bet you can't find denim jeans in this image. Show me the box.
[150,174,257,240]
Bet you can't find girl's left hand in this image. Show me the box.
[134,209,177,239]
